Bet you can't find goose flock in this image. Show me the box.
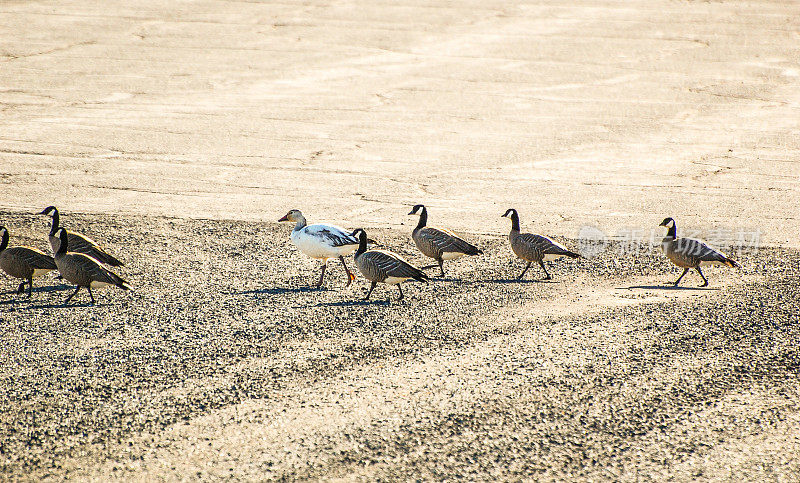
[0,205,741,304]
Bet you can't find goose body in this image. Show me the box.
[40,206,124,267]
[352,229,428,301]
[659,217,738,287]
[0,226,57,297]
[53,228,129,305]
[408,204,482,277]
[279,209,358,287]
[501,209,581,280]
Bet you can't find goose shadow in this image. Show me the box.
[0,284,74,303]
[623,285,720,291]
[314,299,391,307]
[25,301,100,309]
[481,278,555,284]
[236,286,321,296]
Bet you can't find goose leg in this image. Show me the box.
[437,258,445,278]
[88,287,95,305]
[17,281,26,294]
[517,261,532,280]
[339,256,355,286]
[314,263,327,288]
[673,268,689,286]
[397,284,404,301]
[538,260,552,280]
[27,277,33,297]
[364,281,377,300]
[695,267,708,287]
[64,286,81,304]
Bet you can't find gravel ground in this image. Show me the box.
[0,210,798,480]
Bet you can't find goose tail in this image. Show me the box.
[411,268,429,283]
[724,258,739,268]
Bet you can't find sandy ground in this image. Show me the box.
[2,0,800,480]
[1,0,799,245]
[0,211,798,480]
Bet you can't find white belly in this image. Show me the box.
[699,260,726,266]
[32,268,54,278]
[383,276,408,285]
[90,281,113,289]
[441,252,465,261]
[291,231,354,260]
[543,253,566,261]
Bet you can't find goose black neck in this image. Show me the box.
[355,231,367,256]
[49,210,60,236]
[0,230,7,251]
[415,206,428,231]
[56,232,68,255]
[666,223,677,240]
[510,211,520,232]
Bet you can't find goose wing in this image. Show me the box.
[71,253,129,288]
[67,231,124,266]
[419,227,482,255]
[6,247,57,269]
[362,250,428,281]
[517,233,571,255]
[303,224,358,248]
[675,238,731,263]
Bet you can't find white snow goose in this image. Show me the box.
[279,209,358,287]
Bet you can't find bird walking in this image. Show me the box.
[53,228,130,305]
[0,226,57,297]
[659,217,739,287]
[407,204,482,277]
[279,209,359,287]
[39,206,124,266]
[501,209,581,280]
[352,228,428,301]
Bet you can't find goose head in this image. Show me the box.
[0,226,7,251]
[659,217,675,228]
[278,209,303,223]
[407,204,425,216]
[501,208,518,219]
[39,206,58,217]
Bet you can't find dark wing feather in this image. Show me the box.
[305,225,358,248]
[73,254,129,288]
[420,227,482,255]
[366,250,428,282]
[68,231,124,266]
[517,233,556,253]
[6,247,57,269]
[676,238,730,263]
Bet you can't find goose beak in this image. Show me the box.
[407,210,415,215]
[278,215,288,222]
[38,209,49,216]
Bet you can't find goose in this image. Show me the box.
[0,226,57,297]
[407,204,483,277]
[659,217,739,287]
[501,209,581,280]
[53,228,130,305]
[279,209,358,287]
[352,228,428,301]
[39,206,124,266]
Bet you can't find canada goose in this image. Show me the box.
[39,206,124,267]
[279,209,358,287]
[501,209,581,280]
[53,228,129,305]
[0,226,57,297]
[407,204,482,277]
[659,217,739,287]
[352,228,428,301]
